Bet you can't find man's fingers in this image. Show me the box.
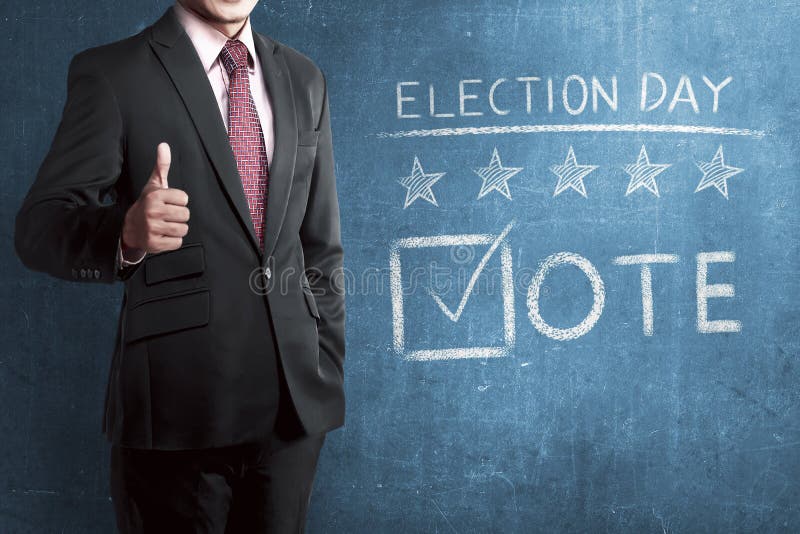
[149,187,189,206]
[155,222,189,238]
[149,142,171,189]
[162,205,190,223]
[148,236,184,254]
[132,145,188,254]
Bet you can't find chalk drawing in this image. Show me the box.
[396,81,421,119]
[428,84,455,118]
[701,76,733,113]
[694,145,744,199]
[474,148,523,200]
[460,79,483,117]
[376,124,766,139]
[488,78,510,116]
[390,222,515,361]
[550,146,599,198]
[696,251,741,333]
[562,74,588,115]
[515,76,541,114]
[667,75,699,113]
[591,76,618,112]
[526,252,605,340]
[622,145,671,197]
[640,73,668,112]
[612,254,680,335]
[428,221,514,321]
[399,74,729,118]
[398,156,446,208]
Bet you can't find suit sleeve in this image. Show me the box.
[14,50,139,283]
[299,71,346,375]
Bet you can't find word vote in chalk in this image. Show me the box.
[526,251,741,341]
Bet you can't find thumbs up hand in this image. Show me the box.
[145,141,172,192]
[121,142,190,255]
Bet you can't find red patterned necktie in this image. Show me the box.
[219,39,269,251]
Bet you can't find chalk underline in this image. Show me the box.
[375,123,766,139]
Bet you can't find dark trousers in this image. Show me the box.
[110,431,325,533]
[109,359,326,533]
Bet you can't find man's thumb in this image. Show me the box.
[150,142,171,189]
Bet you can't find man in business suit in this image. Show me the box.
[14,0,345,531]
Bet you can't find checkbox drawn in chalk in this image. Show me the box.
[428,221,514,322]
[389,220,516,361]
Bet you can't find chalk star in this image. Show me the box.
[694,145,744,199]
[550,146,598,198]
[474,147,523,200]
[623,145,671,197]
[398,156,446,208]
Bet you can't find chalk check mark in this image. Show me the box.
[429,221,515,322]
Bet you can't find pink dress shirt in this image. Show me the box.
[119,1,275,266]
[173,1,274,159]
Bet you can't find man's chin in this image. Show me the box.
[184,3,250,26]
[204,11,248,24]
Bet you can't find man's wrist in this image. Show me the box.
[118,237,146,268]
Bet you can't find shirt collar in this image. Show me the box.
[173,1,258,73]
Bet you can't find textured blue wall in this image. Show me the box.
[2,1,798,532]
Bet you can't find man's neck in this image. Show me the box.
[176,1,247,39]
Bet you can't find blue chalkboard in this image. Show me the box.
[2,0,798,532]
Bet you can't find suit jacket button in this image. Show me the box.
[264,266,272,280]
[94,269,101,279]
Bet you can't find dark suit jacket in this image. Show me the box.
[14,5,345,450]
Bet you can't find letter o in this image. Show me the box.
[562,75,588,115]
[526,252,605,340]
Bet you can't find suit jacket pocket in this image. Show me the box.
[125,288,210,343]
[145,243,205,285]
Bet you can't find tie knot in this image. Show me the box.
[220,39,249,74]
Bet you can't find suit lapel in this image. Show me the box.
[253,32,298,262]
[147,6,298,260]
